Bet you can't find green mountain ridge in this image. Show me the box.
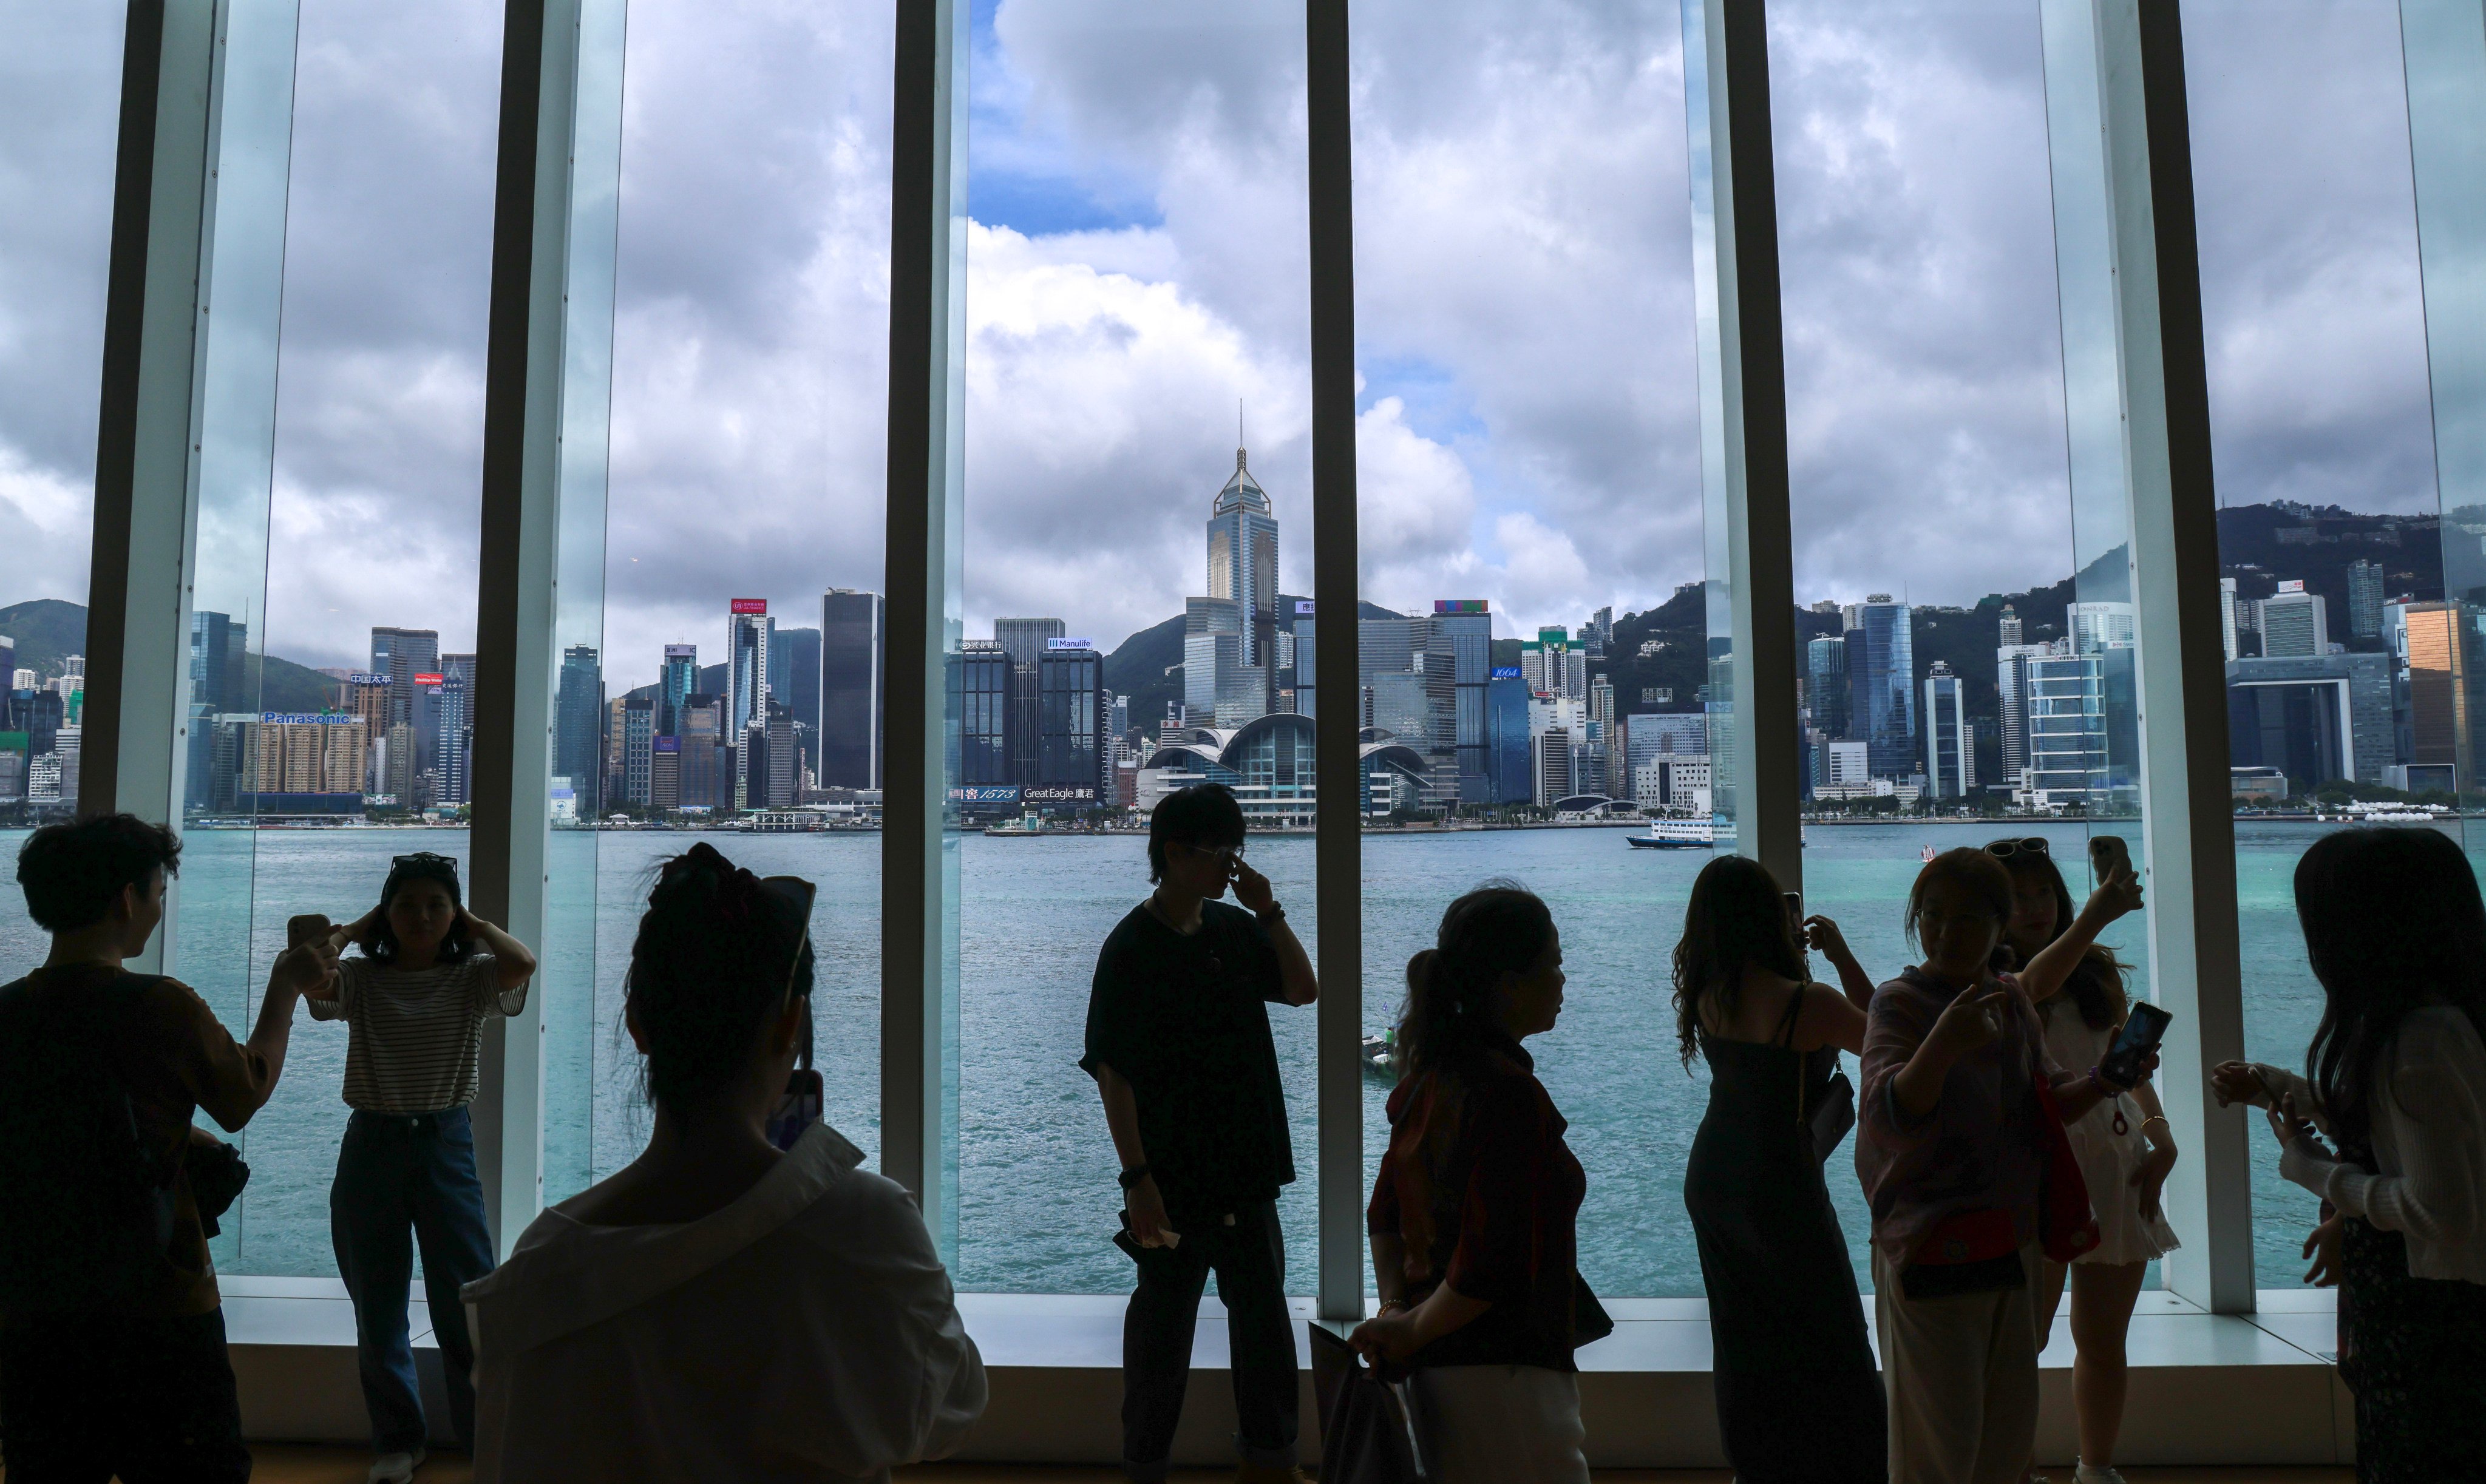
[0,600,339,714]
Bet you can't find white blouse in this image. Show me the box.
[463,1123,987,1482]
[2269,1005,2486,1285]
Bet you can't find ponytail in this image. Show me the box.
[1394,883,1555,1080]
[624,842,812,1119]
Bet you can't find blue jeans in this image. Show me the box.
[331,1106,496,1455]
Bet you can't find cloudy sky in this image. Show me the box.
[0,0,2444,682]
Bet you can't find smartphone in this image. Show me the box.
[765,1068,823,1151]
[2102,1001,2173,1086]
[1782,891,1804,933]
[2090,833,2133,882]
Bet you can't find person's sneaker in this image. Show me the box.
[2074,1465,2129,1484]
[368,1449,426,1484]
[1232,1466,1309,1484]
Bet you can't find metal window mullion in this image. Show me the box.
[1306,0,1364,1323]
[881,0,966,1259]
[471,0,596,1255]
[83,0,222,969]
[1684,0,1801,890]
[2040,0,2252,1312]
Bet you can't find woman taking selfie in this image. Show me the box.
[1353,884,1608,1483]
[1989,837,2170,1484]
[463,843,983,1482]
[2210,827,2485,1480]
[301,852,534,1484]
[1858,848,2155,1484]
[1674,855,1883,1483]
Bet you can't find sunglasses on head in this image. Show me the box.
[1986,837,2050,859]
[392,852,459,870]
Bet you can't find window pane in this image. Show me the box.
[563,0,898,1196]
[2185,0,2446,1290]
[956,0,1316,1293]
[212,0,504,1275]
[1771,0,2156,1292]
[1348,0,1704,1296]
[0,6,121,952]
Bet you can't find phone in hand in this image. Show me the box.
[2089,833,2133,883]
[765,1068,823,1151]
[1782,891,1803,933]
[2102,1001,2173,1086]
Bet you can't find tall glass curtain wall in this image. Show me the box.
[53,0,2465,1305]
[950,1,1321,1296]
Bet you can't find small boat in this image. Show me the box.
[1360,1032,1401,1080]
[982,810,1047,836]
[1921,844,1937,862]
[1626,816,1720,849]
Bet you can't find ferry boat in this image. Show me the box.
[982,810,1047,836]
[1626,816,1721,849]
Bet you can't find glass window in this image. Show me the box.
[2184,0,2446,1290]
[202,1,506,1275]
[955,0,1317,1293]
[1347,0,1704,1296]
[562,0,899,1197]
[1769,0,2157,1290]
[0,7,123,960]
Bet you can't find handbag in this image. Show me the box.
[1310,1323,1434,1484]
[1809,1067,1856,1163]
[185,1139,251,1241]
[2032,1072,2101,1264]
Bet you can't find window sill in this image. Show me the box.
[217,1278,2352,1466]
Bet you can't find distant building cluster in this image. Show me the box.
[0,635,84,813]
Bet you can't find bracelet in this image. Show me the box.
[2141,1114,2169,1132]
[1116,1164,1152,1191]
[1376,1298,1408,1316]
[1258,903,1287,924]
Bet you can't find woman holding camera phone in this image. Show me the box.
[2210,827,2486,1482]
[1988,836,2172,1484]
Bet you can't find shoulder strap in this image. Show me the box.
[1773,983,1807,1049]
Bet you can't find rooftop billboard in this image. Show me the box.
[730,598,768,615]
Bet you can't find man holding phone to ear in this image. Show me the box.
[1082,784,1318,1484]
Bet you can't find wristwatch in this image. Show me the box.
[1117,1163,1153,1191]
[1257,903,1287,925]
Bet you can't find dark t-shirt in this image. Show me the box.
[1080,899,1295,1219]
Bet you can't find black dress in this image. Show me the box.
[1683,988,1886,1483]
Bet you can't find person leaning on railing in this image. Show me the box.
[0,815,334,1484]
[2211,826,2486,1483]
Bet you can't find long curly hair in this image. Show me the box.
[624,843,813,1118]
[1671,854,1806,1068]
[1394,882,1556,1081]
[2297,827,2486,1163]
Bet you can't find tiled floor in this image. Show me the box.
[156,1454,2360,1484]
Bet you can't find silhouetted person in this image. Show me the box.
[1354,884,1608,1483]
[1674,855,1883,1483]
[1082,784,1316,1484]
[465,842,983,1481]
[2213,827,2486,1480]
[0,815,333,1484]
[1859,849,2155,1484]
[294,851,536,1483]
[1989,837,2164,1484]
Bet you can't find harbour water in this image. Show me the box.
[0,819,2395,1297]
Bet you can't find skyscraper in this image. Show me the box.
[658,644,697,735]
[434,669,472,805]
[1805,634,1848,739]
[819,590,884,790]
[727,600,771,740]
[1924,661,1974,798]
[678,694,725,809]
[2402,601,2471,792]
[369,627,440,729]
[555,645,603,815]
[1844,596,1916,780]
[185,611,248,811]
[621,695,654,805]
[1486,669,1531,804]
[2348,558,2385,640]
[2220,577,2240,661]
[1183,449,1280,725]
[954,641,1011,786]
[1035,640,1106,806]
[2257,581,2329,658]
[995,617,1065,781]
[1997,603,2023,647]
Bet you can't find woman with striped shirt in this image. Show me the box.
[302,852,536,1484]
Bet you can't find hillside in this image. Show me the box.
[1103,594,1405,731]
[0,600,338,713]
